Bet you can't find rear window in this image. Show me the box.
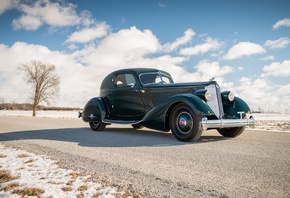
[114,74,136,87]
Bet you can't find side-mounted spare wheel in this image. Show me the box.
[170,103,202,141]
[89,122,106,131]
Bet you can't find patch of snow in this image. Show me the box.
[0,110,78,119]
[0,144,123,198]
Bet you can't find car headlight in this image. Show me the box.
[195,89,211,101]
[222,91,235,101]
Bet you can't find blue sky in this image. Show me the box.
[0,0,290,113]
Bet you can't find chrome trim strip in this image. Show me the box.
[201,116,255,131]
[102,119,142,125]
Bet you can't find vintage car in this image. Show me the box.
[79,68,254,141]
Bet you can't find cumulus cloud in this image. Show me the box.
[273,18,290,29]
[236,78,274,110]
[262,60,290,77]
[83,26,162,68]
[66,23,110,43]
[278,84,290,95]
[236,77,290,113]
[223,42,266,60]
[163,29,196,51]
[176,60,234,89]
[12,0,81,30]
[260,55,274,61]
[0,0,19,14]
[264,37,290,49]
[179,37,223,56]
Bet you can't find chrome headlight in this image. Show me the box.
[195,89,211,101]
[222,91,235,102]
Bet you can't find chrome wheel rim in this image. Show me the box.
[176,112,193,134]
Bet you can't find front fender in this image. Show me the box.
[142,94,214,131]
[82,97,107,122]
[224,96,251,118]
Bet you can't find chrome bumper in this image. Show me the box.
[201,116,254,131]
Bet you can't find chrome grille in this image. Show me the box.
[205,84,224,118]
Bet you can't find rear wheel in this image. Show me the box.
[170,104,202,141]
[89,122,106,131]
[218,126,245,137]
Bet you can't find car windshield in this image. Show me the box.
[139,72,173,85]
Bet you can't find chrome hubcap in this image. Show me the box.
[177,112,193,134]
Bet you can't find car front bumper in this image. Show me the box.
[201,116,255,131]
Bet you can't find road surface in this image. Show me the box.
[0,116,289,197]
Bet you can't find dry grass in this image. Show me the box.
[66,179,74,185]
[0,170,17,184]
[78,184,88,191]
[0,154,7,158]
[17,154,29,158]
[76,194,84,198]
[0,183,20,192]
[25,159,34,164]
[12,187,44,197]
[62,186,73,191]
[68,172,79,179]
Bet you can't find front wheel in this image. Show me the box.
[89,122,106,131]
[170,104,202,141]
[217,127,245,137]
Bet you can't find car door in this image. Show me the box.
[112,73,146,120]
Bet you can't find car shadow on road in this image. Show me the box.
[0,127,229,148]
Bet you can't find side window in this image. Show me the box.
[115,74,136,87]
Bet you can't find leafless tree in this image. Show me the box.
[17,60,60,116]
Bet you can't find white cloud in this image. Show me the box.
[262,60,290,77]
[0,0,19,14]
[176,60,234,89]
[66,23,110,43]
[264,37,290,49]
[278,84,290,95]
[179,37,222,56]
[0,42,90,107]
[273,18,290,29]
[158,3,167,8]
[83,26,162,68]
[223,42,266,60]
[238,67,244,71]
[12,14,42,30]
[163,29,196,51]
[260,55,274,61]
[236,77,289,113]
[12,0,81,30]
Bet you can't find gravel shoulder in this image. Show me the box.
[1,116,290,197]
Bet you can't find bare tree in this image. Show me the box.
[17,60,60,116]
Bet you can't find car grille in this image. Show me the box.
[205,84,224,118]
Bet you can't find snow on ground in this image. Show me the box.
[0,144,123,198]
[0,110,79,119]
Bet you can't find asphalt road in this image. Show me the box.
[0,116,289,197]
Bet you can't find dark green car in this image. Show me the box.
[79,68,254,141]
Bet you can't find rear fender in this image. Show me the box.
[82,97,107,122]
[142,94,214,131]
